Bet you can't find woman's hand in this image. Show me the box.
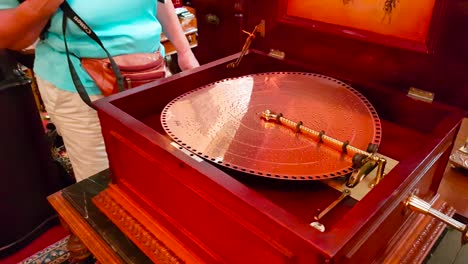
[177,49,199,71]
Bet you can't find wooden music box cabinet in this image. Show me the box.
[93,1,467,263]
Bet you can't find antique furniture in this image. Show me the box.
[91,0,466,263]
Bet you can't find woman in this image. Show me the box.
[0,0,199,181]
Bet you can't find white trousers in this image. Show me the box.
[36,77,108,182]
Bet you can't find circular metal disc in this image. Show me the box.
[161,72,381,180]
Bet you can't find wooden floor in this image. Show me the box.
[439,118,468,218]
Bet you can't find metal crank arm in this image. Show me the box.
[310,189,351,232]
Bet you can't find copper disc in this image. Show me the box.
[161,72,381,180]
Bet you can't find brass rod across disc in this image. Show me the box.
[260,110,371,158]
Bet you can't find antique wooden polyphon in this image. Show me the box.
[92,0,467,263]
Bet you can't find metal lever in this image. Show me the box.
[405,194,468,244]
[310,189,351,232]
[227,20,265,68]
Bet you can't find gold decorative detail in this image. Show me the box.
[323,154,398,201]
[93,192,184,264]
[407,87,435,103]
[268,49,285,60]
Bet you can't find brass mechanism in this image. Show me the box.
[405,195,468,245]
[227,20,265,68]
[407,87,435,103]
[260,110,387,187]
[268,49,286,60]
[347,155,387,188]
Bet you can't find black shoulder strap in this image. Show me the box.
[60,2,124,109]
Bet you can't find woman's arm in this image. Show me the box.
[156,0,199,71]
[0,0,63,50]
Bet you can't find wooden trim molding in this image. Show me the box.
[92,185,204,264]
[47,191,125,264]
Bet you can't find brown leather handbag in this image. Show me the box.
[60,2,166,109]
[81,52,166,97]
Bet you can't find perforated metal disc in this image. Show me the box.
[161,72,381,180]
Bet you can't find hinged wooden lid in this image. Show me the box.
[243,0,468,111]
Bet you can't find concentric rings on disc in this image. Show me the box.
[161,72,381,180]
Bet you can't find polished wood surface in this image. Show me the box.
[47,191,125,264]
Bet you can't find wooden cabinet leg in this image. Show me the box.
[67,233,92,263]
[58,216,92,263]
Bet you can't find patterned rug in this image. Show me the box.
[18,236,70,264]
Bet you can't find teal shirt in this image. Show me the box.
[0,0,163,95]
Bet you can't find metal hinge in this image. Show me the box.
[407,87,434,103]
[268,49,286,60]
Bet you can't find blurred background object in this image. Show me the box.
[0,49,72,258]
